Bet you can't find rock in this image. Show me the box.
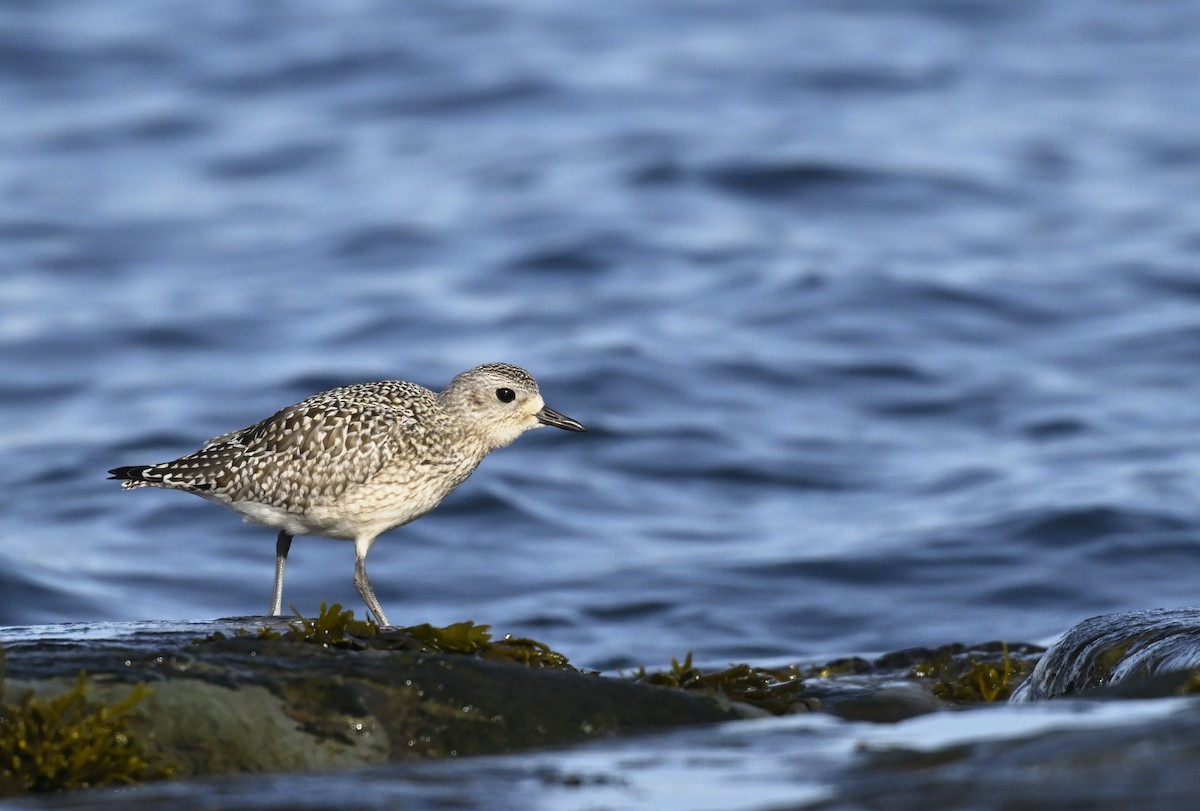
[0,617,761,780]
[1011,608,1200,701]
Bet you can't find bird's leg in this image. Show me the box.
[271,531,292,616]
[354,536,389,627]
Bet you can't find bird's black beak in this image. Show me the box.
[536,406,586,432]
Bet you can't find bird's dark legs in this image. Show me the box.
[354,536,389,627]
[271,531,292,616]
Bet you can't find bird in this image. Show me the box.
[108,363,586,626]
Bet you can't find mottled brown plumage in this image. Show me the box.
[109,363,585,625]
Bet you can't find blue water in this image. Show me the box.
[2,0,1200,679]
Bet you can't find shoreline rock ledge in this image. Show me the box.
[0,617,760,781]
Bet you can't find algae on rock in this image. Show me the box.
[0,653,176,797]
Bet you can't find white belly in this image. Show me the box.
[227,477,458,541]
[231,501,358,539]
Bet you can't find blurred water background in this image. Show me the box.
[2,0,1199,682]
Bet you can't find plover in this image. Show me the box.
[109,363,585,626]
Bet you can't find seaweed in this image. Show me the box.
[197,603,575,669]
[405,620,491,653]
[631,652,809,715]
[912,641,1031,703]
[0,656,176,797]
[1178,669,1200,695]
[285,602,378,647]
[404,621,573,668]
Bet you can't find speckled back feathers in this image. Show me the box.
[108,365,553,524]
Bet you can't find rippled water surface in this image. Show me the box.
[2,0,1200,685]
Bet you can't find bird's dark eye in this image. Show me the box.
[496,387,516,403]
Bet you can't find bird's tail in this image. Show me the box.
[108,465,158,489]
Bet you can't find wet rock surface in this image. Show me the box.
[9,612,1200,809]
[0,618,760,781]
[1012,608,1200,701]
